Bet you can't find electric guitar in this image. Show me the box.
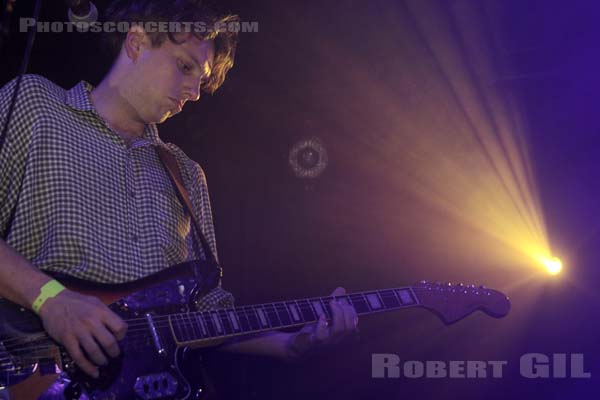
[0,261,510,399]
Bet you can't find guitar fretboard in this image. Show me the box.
[169,287,420,345]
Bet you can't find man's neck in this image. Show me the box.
[90,76,146,141]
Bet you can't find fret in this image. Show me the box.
[286,301,302,323]
[376,291,386,309]
[344,295,355,311]
[186,313,202,339]
[210,311,224,335]
[217,309,234,335]
[169,315,180,341]
[263,303,282,328]
[194,312,208,337]
[390,288,403,305]
[200,311,217,337]
[319,298,332,319]
[311,298,325,319]
[365,292,383,310]
[350,293,372,314]
[172,314,189,342]
[396,288,416,305]
[308,299,321,321]
[227,310,241,332]
[179,314,190,342]
[274,302,292,326]
[187,313,197,338]
[235,308,252,332]
[179,313,190,339]
[243,307,261,330]
[255,306,271,328]
[379,289,401,309]
[296,299,317,322]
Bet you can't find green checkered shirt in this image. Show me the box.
[0,74,233,310]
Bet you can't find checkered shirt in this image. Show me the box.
[0,74,233,310]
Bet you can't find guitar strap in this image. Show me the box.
[156,146,222,295]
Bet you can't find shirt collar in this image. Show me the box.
[141,123,163,146]
[65,81,95,112]
[65,81,165,147]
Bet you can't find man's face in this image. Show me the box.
[126,34,215,124]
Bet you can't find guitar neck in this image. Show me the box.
[169,287,420,345]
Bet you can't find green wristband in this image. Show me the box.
[32,280,66,314]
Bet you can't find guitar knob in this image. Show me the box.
[119,302,129,312]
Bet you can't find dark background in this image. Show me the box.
[2,0,600,399]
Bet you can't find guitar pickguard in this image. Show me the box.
[65,278,203,399]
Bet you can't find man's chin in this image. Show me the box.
[156,112,174,124]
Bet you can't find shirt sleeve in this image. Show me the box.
[195,286,236,311]
[0,75,40,238]
[190,161,220,263]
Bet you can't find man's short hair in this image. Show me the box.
[103,0,239,94]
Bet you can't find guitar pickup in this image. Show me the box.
[133,373,179,399]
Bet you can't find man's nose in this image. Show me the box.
[183,78,202,102]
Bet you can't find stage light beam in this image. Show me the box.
[302,0,560,283]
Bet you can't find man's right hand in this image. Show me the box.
[38,289,128,378]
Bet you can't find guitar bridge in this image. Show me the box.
[133,373,179,399]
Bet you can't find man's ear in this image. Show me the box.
[124,25,149,62]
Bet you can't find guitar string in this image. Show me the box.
[0,287,421,342]
[1,295,481,371]
[0,302,380,367]
[0,290,411,348]
[0,299,331,349]
[0,288,454,362]
[0,308,311,357]
[0,288,436,360]
[0,308,326,358]
[0,305,419,366]
[0,289,493,374]
[0,291,392,331]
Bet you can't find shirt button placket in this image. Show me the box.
[125,146,142,255]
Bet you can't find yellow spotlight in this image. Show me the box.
[542,257,562,275]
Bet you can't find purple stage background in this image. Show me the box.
[1,0,600,399]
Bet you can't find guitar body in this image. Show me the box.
[1,262,218,400]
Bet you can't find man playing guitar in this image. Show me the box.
[0,0,359,398]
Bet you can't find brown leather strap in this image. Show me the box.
[156,146,218,266]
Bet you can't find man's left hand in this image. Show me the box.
[287,287,359,359]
